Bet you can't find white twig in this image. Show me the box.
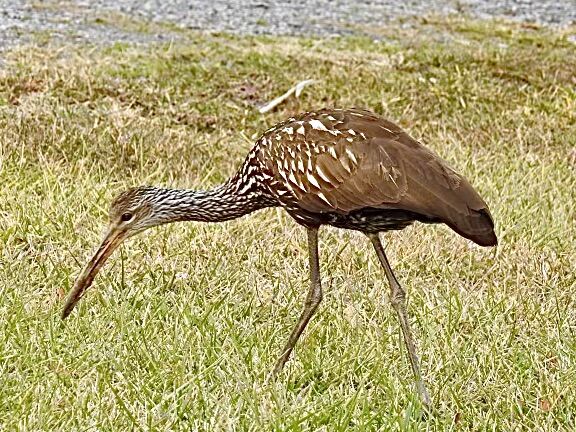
[258,79,315,114]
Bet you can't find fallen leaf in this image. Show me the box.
[453,412,461,424]
[538,398,551,412]
[237,84,259,100]
[56,287,66,300]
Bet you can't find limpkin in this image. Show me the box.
[62,108,497,406]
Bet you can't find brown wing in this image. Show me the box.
[257,108,497,246]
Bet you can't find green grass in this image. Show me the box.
[1,16,575,430]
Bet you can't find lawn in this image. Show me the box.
[0,15,575,431]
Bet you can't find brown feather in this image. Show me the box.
[257,108,497,246]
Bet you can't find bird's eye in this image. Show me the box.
[121,212,133,222]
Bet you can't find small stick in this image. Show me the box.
[258,79,315,114]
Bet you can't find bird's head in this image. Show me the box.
[108,186,162,234]
[61,186,166,319]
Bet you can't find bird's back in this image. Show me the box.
[249,108,496,246]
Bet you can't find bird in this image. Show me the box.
[61,107,497,407]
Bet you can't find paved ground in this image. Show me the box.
[1,0,575,52]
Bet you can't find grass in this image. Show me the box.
[0,15,575,430]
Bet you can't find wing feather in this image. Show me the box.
[257,108,496,245]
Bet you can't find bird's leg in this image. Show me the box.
[272,227,323,377]
[368,233,432,407]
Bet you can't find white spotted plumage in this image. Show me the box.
[228,107,494,261]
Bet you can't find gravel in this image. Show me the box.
[1,0,575,52]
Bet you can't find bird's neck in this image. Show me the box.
[158,179,274,224]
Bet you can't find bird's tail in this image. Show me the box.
[448,207,498,247]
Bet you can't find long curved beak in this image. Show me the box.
[61,227,127,319]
